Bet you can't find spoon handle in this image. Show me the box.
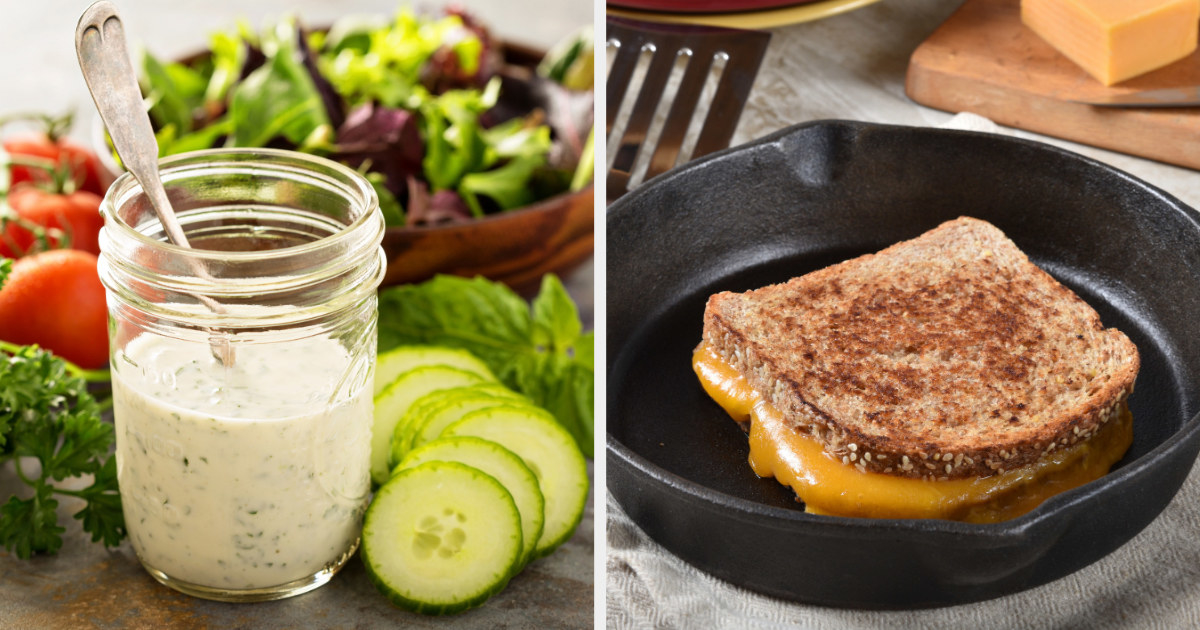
[75,1,234,366]
[75,0,191,248]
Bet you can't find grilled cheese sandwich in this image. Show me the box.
[695,217,1139,522]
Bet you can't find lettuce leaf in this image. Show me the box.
[136,8,585,224]
[336,103,423,207]
[229,19,331,148]
[318,8,485,109]
[141,52,207,138]
[155,117,233,157]
[205,27,249,105]
[419,80,497,192]
[364,171,405,226]
[458,154,541,217]
[422,80,551,215]
[377,274,593,457]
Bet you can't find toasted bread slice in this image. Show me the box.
[702,217,1139,481]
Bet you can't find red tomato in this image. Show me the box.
[0,249,109,368]
[0,187,104,257]
[4,135,109,197]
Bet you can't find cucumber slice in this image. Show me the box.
[362,461,522,615]
[443,405,588,558]
[400,389,529,461]
[374,346,495,396]
[372,366,488,484]
[406,384,521,425]
[390,384,524,466]
[398,436,545,568]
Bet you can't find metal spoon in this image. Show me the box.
[75,0,233,365]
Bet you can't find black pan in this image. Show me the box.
[606,120,1200,609]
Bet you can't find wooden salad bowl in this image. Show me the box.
[381,183,594,293]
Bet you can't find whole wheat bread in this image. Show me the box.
[702,217,1139,480]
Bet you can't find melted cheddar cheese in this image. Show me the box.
[692,343,1132,522]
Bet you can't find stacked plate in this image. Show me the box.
[606,0,882,29]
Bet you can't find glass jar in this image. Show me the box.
[98,149,385,602]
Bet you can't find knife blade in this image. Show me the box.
[1072,85,1200,108]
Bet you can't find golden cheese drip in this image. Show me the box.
[692,343,1132,522]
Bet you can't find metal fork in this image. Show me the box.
[605,16,770,203]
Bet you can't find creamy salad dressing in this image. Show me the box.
[112,333,372,590]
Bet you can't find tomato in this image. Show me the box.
[4,134,109,197]
[0,187,104,257]
[0,249,108,369]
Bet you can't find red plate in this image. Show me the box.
[607,0,823,14]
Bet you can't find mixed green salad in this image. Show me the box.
[135,8,594,227]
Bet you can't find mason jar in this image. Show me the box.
[98,149,385,602]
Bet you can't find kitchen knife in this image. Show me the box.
[1073,86,1200,108]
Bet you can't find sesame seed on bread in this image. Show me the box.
[702,216,1139,481]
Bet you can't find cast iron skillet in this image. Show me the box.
[606,120,1200,609]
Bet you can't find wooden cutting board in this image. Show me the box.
[906,0,1200,171]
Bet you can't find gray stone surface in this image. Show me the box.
[1,459,594,629]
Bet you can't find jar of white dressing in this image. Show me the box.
[98,149,385,602]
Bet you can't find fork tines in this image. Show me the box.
[605,16,770,203]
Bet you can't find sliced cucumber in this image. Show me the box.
[398,436,545,568]
[400,389,529,462]
[374,346,495,396]
[372,366,488,484]
[389,384,524,467]
[443,405,588,558]
[405,384,520,426]
[362,461,522,615]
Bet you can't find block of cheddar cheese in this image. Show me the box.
[1021,0,1200,85]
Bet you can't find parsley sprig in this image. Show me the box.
[0,261,125,558]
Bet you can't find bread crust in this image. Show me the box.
[702,217,1139,481]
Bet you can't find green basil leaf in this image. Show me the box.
[531,274,583,348]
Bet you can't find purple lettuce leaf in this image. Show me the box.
[334,103,424,201]
[297,25,346,130]
[237,42,266,82]
[406,177,474,226]
[538,80,594,170]
[420,7,500,95]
